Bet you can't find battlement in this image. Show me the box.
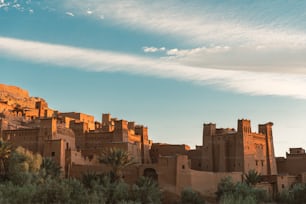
[237,119,251,133]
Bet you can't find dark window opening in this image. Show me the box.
[51,152,55,157]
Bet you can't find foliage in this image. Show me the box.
[7,146,42,185]
[180,187,204,204]
[99,147,136,182]
[277,183,306,204]
[130,176,162,204]
[0,139,12,178]
[217,176,268,204]
[220,193,256,204]
[82,171,100,189]
[0,145,163,204]
[244,169,261,186]
[216,176,235,199]
[0,182,37,204]
[40,157,61,179]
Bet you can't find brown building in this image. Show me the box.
[276,148,306,175]
[188,119,277,175]
[1,117,83,176]
[71,113,152,164]
[0,113,152,177]
[150,143,190,163]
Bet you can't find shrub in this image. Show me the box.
[180,187,204,204]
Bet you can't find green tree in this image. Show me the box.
[98,175,130,204]
[99,148,136,182]
[7,146,43,185]
[180,187,204,204]
[40,157,61,179]
[81,171,100,189]
[131,176,162,204]
[244,169,261,186]
[0,140,12,178]
[277,183,306,204]
[216,176,268,204]
[216,176,235,199]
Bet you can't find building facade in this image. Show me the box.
[188,119,277,175]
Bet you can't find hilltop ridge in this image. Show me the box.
[0,83,50,128]
[0,83,48,113]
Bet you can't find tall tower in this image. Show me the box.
[259,122,277,175]
[202,123,216,171]
[135,125,150,164]
[237,119,252,172]
[113,120,128,142]
[38,118,57,154]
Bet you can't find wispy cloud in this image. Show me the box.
[65,11,74,17]
[143,46,166,53]
[61,0,306,49]
[1,36,306,99]
[166,46,231,57]
[56,0,306,75]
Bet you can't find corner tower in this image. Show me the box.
[259,122,277,175]
[202,123,216,171]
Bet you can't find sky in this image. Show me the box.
[1,0,306,156]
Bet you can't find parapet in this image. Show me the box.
[203,123,216,136]
[237,119,251,133]
[128,122,135,130]
[102,113,111,123]
[215,128,236,134]
[289,148,305,155]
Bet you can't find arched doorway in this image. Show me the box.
[143,168,158,181]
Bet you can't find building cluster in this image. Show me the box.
[1,96,306,198]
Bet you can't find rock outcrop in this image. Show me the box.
[0,84,47,112]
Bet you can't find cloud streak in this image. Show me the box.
[56,0,306,75]
[61,0,306,49]
[143,46,166,53]
[1,36,306,99]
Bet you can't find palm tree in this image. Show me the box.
[40,157,61,178]
[244,169,261,186]
[0,139,12,177]
[99,148,135,182]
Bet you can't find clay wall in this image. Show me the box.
[151,143,190,163]
[43,139,66,169]
[59,112,95,130]
[276,149,306,175]
[2,128,40,153]
[69,163,139,184]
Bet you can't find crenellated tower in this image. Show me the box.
[259,122,277,175]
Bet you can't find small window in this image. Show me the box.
[256,160,258,166]
[182,165,185,169]
[51,152,55,157]
[282,184,285,189]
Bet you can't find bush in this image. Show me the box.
[277,183,306,204]
[131,176,161,204]
[0,182,36,204]
[180,187,204,204]
[217,176,268,204]
[220,193,256,204]
[216,176,235,199]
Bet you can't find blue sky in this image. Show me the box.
[1,0,306,156]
